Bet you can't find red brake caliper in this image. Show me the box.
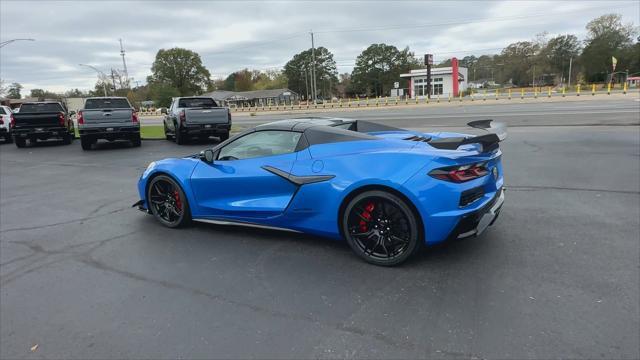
[174,191,182,212]
[359,202,375,232]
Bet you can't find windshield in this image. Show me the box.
[178,98,217,108]
[20,103,64,113]
[84,98,131,109]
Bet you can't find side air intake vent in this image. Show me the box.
[404,135,432,142]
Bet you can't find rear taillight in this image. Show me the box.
[77,111,84,125]
[10,114,15,128]
[58,112,65,126]
[429,162,489,183]
[132,111,138,123]
[179,110,186,124]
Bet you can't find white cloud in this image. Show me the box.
[1,0,638,93]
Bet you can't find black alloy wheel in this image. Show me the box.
[343,190,421,266]
[147,175,191,228]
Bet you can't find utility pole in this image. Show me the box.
[119,38,129,88]
[567,57,573,88]
[425,54,433,99]
[110,68,117,94]
[303,67,309,101]
[310,31,317,102]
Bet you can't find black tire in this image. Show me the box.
[62,132,73,145]
[131,134,142,147]
[175,129,187,145]
[164,123,173,140]
[147,175,191,228]
[5,134,13,144]
[219,132,230,142]
[342,190,422,266]
[80,136,93,150]
[15,138,26,148]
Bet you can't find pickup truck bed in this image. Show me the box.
[11,102,75,147]
[164,97,231,145]
[78,97,140,150]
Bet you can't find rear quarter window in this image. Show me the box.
[84,98,131,109]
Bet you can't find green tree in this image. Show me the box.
[581,14,636,82]
[283,47,338,99]
[499,41,540,86]
[148,48,212,96]
[539,34,582,83]
[30,89,62,100]
[148,82,180,108]
[350,44,419,96]
[7,82,22,99]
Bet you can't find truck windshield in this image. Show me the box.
[20,103,65,113]
[178,98,217,108]
[84,98,131,109]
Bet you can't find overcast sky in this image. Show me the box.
[1,0,638,94]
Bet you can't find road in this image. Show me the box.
[1,98,639,359]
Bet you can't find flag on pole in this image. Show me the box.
[612,56,618,71]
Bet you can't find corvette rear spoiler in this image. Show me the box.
[428,120,507,152]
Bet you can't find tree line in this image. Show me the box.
[2,13,636,107]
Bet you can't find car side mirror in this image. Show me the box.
[200,149,215,163]
[161,108,168,115]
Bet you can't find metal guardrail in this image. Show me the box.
[228,84,637,113]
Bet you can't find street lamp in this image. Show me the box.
[79,63,108,96]
[0,38,35,48]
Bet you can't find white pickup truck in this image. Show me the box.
[77,97,140,150]
[162,97,231,145]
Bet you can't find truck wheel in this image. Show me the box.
[15,138,26,148]
[80,136,93,150]
[131,134,142,147]
[62,133,73,145]
[219,132,230,142]
[164,123,173,140]
[5,134,13,144]
[175,130,187,145]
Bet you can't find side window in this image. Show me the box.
[218,131,302,161]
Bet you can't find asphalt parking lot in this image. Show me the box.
[1,98,639,359]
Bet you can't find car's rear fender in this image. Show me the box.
[403,149,504,245]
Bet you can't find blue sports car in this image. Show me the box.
[135,117,505,266]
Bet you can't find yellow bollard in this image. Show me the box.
[437,94,440,103]
[624,82,628,94]
[547,87,551,98]
[385,97,388,106]
[495,89,499,100]
[448,93,451,102]
[607,82,611,95]
[366,96,369,107]
[508,88,512,100]
[459,92,463,102]
[576,84,580,96]
[395,97,398,105]
[376,97,379,107]
[562,87,566,97]
[483,89,487,101]
[521,88,524,99]
[415,95,419,104]
[591,84,595,96]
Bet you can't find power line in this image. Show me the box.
[314,3,636,34]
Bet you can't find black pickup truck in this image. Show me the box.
[11,102,75,148]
